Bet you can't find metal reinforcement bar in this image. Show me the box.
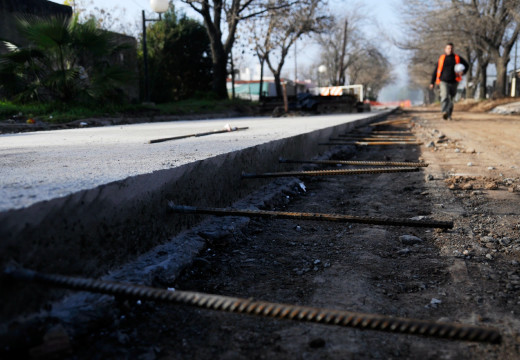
[370,118,412,127]
[168,204,453,229]
[330,137,417,142]
[278,158,428,167]
[3,268,501,344]
[372,131,414,134]
[338,134,417,139]
[338,134,417,140]
[369,121,411,127]
[320,142,423,146]
[241,167,420,178]
[149,127,249,144]
[341,132,414,136]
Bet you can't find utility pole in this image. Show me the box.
[141,0,169,103]
[515,38,518,74]
[294,39,297,84]
[514,38,518,97]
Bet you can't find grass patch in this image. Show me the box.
[155,98,255,114]
[0,98,256,124]
[0,101,55,118]
[0,100,145,123]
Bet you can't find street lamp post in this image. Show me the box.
[142,0,169,103]
[318,64,327,88]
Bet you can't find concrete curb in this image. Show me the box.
[0,110,391,320]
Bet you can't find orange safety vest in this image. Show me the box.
[436,54,461,84]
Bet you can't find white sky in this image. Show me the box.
[48,0,410,101]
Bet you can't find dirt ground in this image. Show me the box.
[4,108,520,359]
[453,97,520,113]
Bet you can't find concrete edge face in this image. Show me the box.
[0,111,389,320]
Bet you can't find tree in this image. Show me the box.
[397,0,473,101]
[180,0,296,99]
[451,0,520,97]
[474,47,491,99]
[316,9,364,86]
[407,44,442,104]
[399,0,520,99]
[348,46,393,100]
[0,15,132,103]
[63,0,136,36]
[145,9,213,101]
[251,0,328,97]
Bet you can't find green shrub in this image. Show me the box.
[0,15,133,104]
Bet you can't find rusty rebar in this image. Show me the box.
[330,137,417,142]
[168,204,453,229]
[3,268,501,344]
[372,131,413,135]
[336,134,416,138]
[370,118,412,127]
[241,167,420,179]
[149,127,249,144]
[339,136,417,140]
[319,142,423,146]
[278,158,428,167]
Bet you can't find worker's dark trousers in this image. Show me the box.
[439,81,458,118]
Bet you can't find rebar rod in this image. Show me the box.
[372,131,414,135]
[385,117,412,121]
[241,167,420,178]
[338,134,417,140]
[149,127,249,144]
[319,142,423,146]
[370,119,412,127]
[337,134,416,138]
[168,204,453,229]
[330,137,417,142]
[2,268,500,344]
[370,121,411,127]
[278,158,428,167]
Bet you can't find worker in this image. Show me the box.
[430,42,469,120]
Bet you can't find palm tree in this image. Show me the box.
[0,14,132,103]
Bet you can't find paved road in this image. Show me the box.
[0,112,385,211]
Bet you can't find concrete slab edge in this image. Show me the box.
[0,110,392,322]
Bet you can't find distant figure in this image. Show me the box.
[430,42,469,120]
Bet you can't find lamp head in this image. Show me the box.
[150,0,169,13]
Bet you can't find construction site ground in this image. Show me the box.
[5,108,520,359]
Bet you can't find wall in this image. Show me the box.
[0,0,72,54]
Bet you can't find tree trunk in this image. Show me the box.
[494,59,508,98]
[479,63,488,100]
[259,57,265,100]
[463,49,475,99]
[273,72,282,98]
[265,53,284,98]
[466,83,475,99]
[230,50,235,99]
[211,53,229,99]
[203,16,229,99]
[465,63,475,99]
[337,19,348,86]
